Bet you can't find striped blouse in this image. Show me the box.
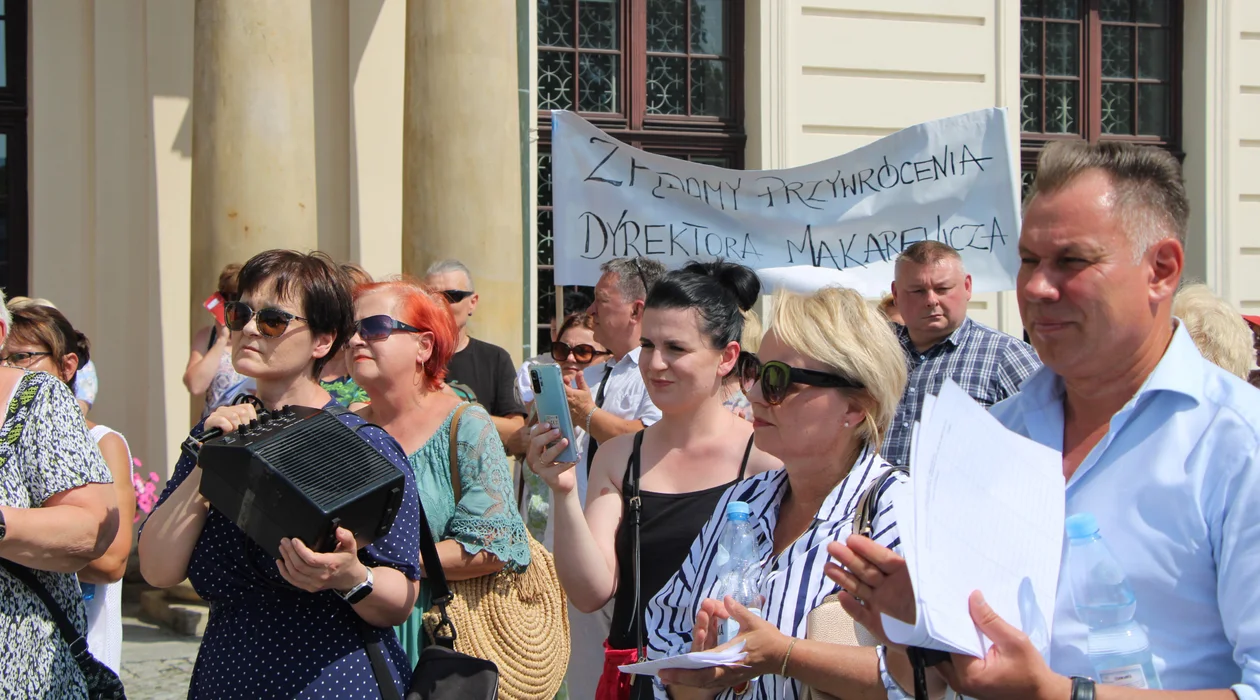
[645,446,904,700]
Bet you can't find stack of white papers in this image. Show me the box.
[881,380,1064,658]
[619,641,748,676]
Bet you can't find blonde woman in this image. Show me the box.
[1172,283,1253,380]
[645,286,927,700]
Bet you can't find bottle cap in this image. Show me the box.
[1065,513,1099,540]
[726,501,751,518]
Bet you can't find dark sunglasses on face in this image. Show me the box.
[224,301,308,338]
[551,341,611,364]
[356,314,422,341]
[736,353,864,406]
[0,351,51,368]
[440,289,475,304]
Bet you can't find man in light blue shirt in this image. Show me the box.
[830,140,1260,700]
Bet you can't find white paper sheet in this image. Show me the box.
[883,380,1064,658]
[618,641,748,676]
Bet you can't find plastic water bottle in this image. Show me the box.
[1065,513,1162,689]
[80,580,96,603]
[714,501,764,645]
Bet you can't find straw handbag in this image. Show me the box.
[423,404,571,700]
[801,467,903,700]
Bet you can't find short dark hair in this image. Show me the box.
[645,260,760,349]
[897,240,962,267]
[237,250,355,378]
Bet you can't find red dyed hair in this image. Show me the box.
[353,277,458,391]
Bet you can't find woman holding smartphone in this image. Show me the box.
[526,261,781,700]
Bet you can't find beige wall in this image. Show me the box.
[27,0,410,479]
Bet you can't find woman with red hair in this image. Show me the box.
[349,278,531,667]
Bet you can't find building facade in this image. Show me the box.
[9,0,1257,477]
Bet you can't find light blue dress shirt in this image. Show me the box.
[990,323,1260,697]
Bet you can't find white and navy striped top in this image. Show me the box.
[645,446,904,700]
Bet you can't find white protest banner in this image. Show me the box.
[551,108,1021,296]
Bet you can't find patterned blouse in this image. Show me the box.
[320,375,370,408]
[394,403,532,667]
[0,372,112,698]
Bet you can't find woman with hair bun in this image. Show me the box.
[3,302,135,675]
[527,260,781,700]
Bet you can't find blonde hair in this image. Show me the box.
[1172,284,1253,380]
[739,309,762,354]
[768,286,908,451]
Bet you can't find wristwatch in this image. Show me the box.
[339,567,374,605]
[1071,676,1096,700]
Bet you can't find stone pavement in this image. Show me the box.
[119,601,200,700]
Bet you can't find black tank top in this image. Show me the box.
[607,431,753,651]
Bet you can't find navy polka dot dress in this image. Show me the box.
[145,401,422,699]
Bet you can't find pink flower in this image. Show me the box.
[131,465,163,523]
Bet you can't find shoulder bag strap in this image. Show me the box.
[852,466,908,538]
[447,402,472,503]
[0,559,96,669]
[626,429,646,658]
[325,403,444,699]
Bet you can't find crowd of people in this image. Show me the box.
[0,139,1259,700]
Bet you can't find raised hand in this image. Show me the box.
[525,422,578,494]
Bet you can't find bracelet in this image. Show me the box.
[1070,676,1096,700]
[780,637,799,678]
[584,406,598,435]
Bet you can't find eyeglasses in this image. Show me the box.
[224,301,308,338]
[356,314,422,341]
[736,354,864,406]
[0,351,51,368]
[439,289,475,304]
[551,341,611,364]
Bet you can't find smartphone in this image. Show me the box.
[204,291,227,327]
[530,364,579,463]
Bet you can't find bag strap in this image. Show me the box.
[852,466,908,538]
[627,429,646,658]
[0,559,96,671]
[447,402,473,503]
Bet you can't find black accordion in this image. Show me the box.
[187,405,405,559]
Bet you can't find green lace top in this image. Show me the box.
[408,403,531,612]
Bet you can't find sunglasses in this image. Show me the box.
[439,289,475,304]
[356,314,422,341]
[0,351,51,368]
[551,341,611,364]
[224,301,308,338]
[736,354,864,406]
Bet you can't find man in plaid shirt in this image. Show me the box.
[881,241,1042,466]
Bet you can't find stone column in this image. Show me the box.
[190,0,319,308]
[402,0,524,363]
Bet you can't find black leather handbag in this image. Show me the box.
[0,559,127,700]
[357,482,499,700]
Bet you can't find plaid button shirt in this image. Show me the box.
[881,317,1042,466]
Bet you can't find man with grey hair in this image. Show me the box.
[424,259,526,446]
[882,240,1041,466]
[832,140,1260,700]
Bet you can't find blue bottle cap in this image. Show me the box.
[726,501,751,518]
[1065,513,1099,540]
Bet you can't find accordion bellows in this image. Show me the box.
[197,406,406,559]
